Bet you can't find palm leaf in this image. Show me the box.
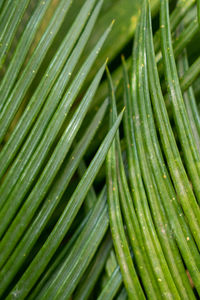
[0,0,102,175]
[134,2,196,298]
[106,68,145,299]
[33,188,109,299]
[0,0,52,104]
[0,99,108,295]
[177,47,200,151]
[0,1,123,298]
[146,0,200,293]
[1,0,200,298]
[73,231,112,300]
[0,0,72,123]
[0,0,31,67]
[160,0,200,237]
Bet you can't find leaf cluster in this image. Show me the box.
[0,0,200,299]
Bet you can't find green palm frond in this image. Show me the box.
[0,0,200,299]
[0,0,123,298]
[106,68,145,299]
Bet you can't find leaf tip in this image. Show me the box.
[111,19,116,26]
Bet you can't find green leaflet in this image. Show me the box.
[97,266,122,300]
[0,0,31,67]
[171,0,195,28]
[6,109,123,299]
[40,189,108,300]
[0,0,52,104]
[106,69,145,300]
[134,1,197,298]
[28,212,91,300]
[0,0,72,139]
[0,99,108,297]
[131,4,180,298]
[0,19,112,241]
[157,16,199,78]
[73,231,112,300]
[0,0,11,19]
[177,47,200,152]
[109,61,161,299]
[0,0,104,207]
[105,249,118,277]
[76,0,159,91]
[160,0,200,242]
[0,0,99,164]
[0,61,107,265]
[0,0,200,298]
[146,0,200,292]
[180,56,200,92]
[27,161,98,299]
[153,0,195,52]
[77,159,98,211]
[89,1,198,138]
[124,87,173,297]
[173,18,199,62]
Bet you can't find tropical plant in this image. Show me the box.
[0,0,200,299]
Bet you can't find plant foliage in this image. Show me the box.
[0,0,200,299]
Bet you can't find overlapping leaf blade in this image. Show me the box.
[0,99,108,296]
[1,0,200,298]
[0,0,100,181]
[106,69,146,300]
[0,0,52,104]
[146,0,200,294]
[109,62,160,299]
[0,0,72,136]
[0,61,107,265]
[6,109,123,299]
[0,0,31,67]
[160,0,200,243]
[0,1,123,299]
[40,189,109,300]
